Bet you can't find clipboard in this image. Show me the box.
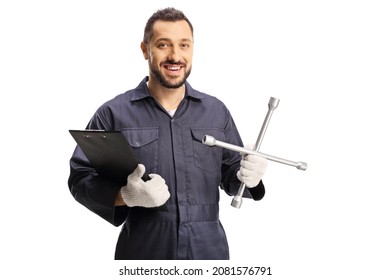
[69,130,167,211]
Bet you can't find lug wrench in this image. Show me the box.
[202,97,307,209]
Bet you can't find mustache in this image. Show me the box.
[163,59,185,66]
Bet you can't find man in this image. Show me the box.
[68,7,268,260]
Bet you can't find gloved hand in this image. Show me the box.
[120,164,170,208]
[237,144,268,188]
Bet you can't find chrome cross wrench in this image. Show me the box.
[202,97,307,209]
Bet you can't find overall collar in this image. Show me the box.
[131,77,204,102]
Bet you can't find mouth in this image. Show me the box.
[162,63,185,75]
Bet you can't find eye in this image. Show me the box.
[180,43,190,48]
[157,43,169,48]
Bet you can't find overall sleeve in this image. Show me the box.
[68,108,129,226]
[220,109,265,201]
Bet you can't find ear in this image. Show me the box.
[140,42,148,60]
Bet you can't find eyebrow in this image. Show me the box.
[155,38,193,43]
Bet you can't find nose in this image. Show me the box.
[167,45,180,61]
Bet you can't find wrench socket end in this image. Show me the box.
[202,135,216,146]
[297,162,308,171]
[231,196,243,208]
[268,97,280,110]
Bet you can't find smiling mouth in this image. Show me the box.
[162,60,185,72]
[165,65,182,71]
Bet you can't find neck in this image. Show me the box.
[147,79,185,111]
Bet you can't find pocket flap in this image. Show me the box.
[121,128,159,147]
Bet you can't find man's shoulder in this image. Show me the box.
[186,82,226,106]
[100,79,148,108]
[97,91,131,112]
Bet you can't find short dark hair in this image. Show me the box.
[143,7,194,44]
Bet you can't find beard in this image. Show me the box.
[149,60,192,89]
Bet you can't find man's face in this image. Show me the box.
[142,20,193,89]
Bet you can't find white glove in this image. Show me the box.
[237,144,268,188]
[120,164,170,208]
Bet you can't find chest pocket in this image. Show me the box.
[120,128,159,173]
[191,128,225,173]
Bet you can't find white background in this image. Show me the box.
[1,0,389,279]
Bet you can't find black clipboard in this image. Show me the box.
[69,130,167,211]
